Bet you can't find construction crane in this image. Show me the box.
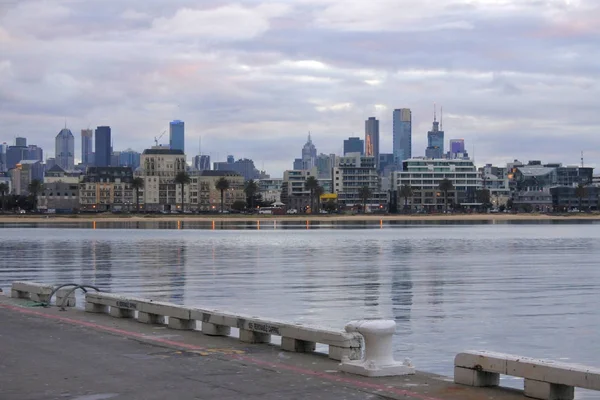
[154,130,166,147]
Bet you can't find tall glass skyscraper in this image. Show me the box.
[365,117,379,167]
[425,116,444,159]
[95,126,111,167]
[55,128,75,170]
[392,108,412,169]
[81,129,93,166]
[169,120,185,153]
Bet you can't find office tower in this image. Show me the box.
[316,153,333,179]
[6,146,28,170]
[81,129,93,166]
[392,108,412,168]
[26,145,43,162]
[193,155,211,171]
[344,137,364,155]
[169,120,185,153]
[0,143,7,172]
[450,139,465,154]
[94,126,112,167]
[425,107,444,159]
[119,149,141,169]
[227,155,235,164]
[301,133,317,170]
[365,117,379,167]
[15,137,26,147]
[55,128,75,170]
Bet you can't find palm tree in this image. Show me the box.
[174,172,191,212]
[131,177,144,213]
[215,177,230,213]
[314,185,325,213]
[0,182,8,212]
[28,179,43,212]
[358,186,372,214]
[438,178,454,213]
[244,180,259,210]
[575,183,586,211]
[399,184,413,213]
[304,176,319,213]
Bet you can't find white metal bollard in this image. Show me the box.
[339,319,415,377]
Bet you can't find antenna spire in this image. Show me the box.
[433,103,437,122]
[581,151,584,168]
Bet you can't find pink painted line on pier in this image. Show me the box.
[0,302,445,400]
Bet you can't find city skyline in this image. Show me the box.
[1,1,598,175]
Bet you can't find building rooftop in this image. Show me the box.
[142,148,185,155]
[517,166,556,177]
[200,170,242,177]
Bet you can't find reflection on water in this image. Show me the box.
[1,225,600,398]
[2,218,600,231]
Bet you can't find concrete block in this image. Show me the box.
[85,302,108,313]
[329,345,361,361]
[109,307,134,318]
[138,301,190,320]
[56,289,76,307]
[454,366,500,387]
[281,337,316,353]
[11,289,26,299]
[239,329,271,344]
[138,312,165,325]
[524,379,574,400]
[168,317,196,330]
[30,293,51,303]
[201,322,231,336]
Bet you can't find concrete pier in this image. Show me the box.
[0,294,536,400]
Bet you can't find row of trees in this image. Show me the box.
[0,179,43,212]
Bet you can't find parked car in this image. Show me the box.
[286,209,298,214]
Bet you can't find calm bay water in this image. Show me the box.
[1,223,599,396]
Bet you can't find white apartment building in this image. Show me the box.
[392,158,481,210]
[258,178,283,204]
[138,147,188,211]
[333,153,386,208]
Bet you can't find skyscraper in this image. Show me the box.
[343,137,364,155]
[392,109,412,168]
[169,120,185,153]
[425,109,444,159]
[365,117,379,167]
[55,128,75,170]
[95,126,111,167]
[15,137,26,147]
[193,155,211,171]
[449,139,465,154]
[0,143,7,172]
[119,149,141,169]
[26,145,43,162]
[81,129,93,166]
[301,133,317,170]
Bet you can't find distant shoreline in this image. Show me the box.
[0,213,598,223]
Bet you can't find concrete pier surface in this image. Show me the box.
[0,295,529,400]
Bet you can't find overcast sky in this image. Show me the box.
[1,0,598,176]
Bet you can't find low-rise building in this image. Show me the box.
[392,158,481,211]
[550,186,599,211]
[79,167,134,212]
[258,178,283,204]
[198,170,245,211]
[333,153,386,209]
[38,181,79,213]
[512,189,552,212]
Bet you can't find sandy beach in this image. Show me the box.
[0,213,598,223]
